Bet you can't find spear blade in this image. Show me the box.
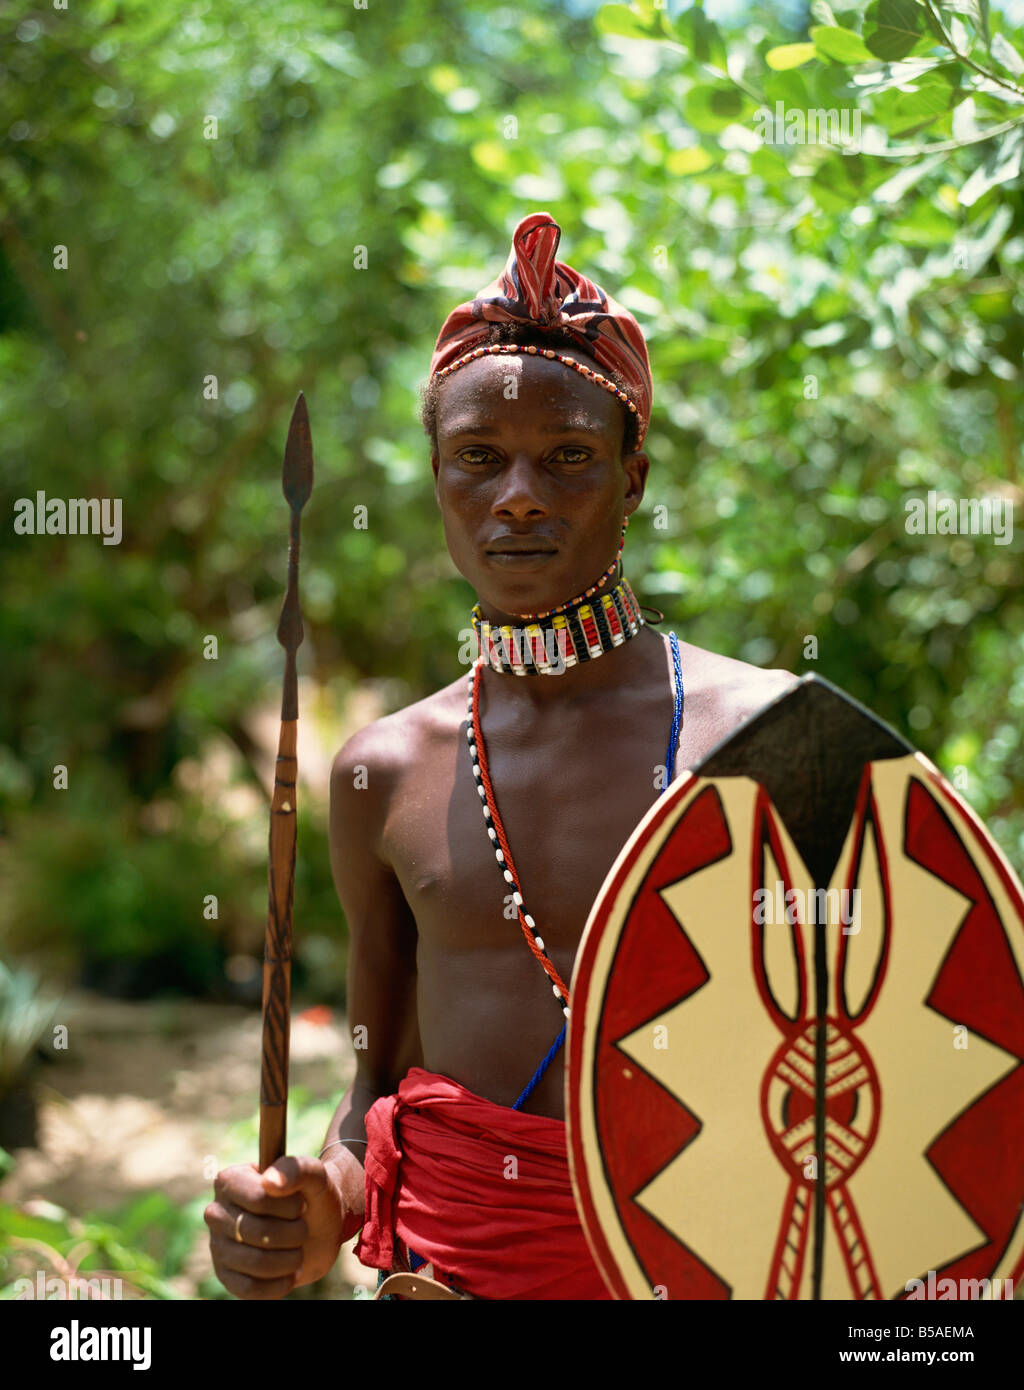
[276,393,313,671]
[283,390,314,512]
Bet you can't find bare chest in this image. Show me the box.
[381,701,678,969]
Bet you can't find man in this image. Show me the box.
[206,212,797,1299]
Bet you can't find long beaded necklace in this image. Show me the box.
[466,627,684,1110]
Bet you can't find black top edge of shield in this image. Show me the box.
[692,674,915,888]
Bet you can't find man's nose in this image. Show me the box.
[491,454,548,517]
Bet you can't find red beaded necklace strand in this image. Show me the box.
[467,659,572,1018]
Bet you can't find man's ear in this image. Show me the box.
[431,449,440,499]
[622,449,650,516]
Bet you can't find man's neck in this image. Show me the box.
[477,622,666,710]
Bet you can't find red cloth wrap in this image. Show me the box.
[429,211,653,447]
[355,1066,613,1300]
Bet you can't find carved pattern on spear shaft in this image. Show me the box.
[259,392,313,1173]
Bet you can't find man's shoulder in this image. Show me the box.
[675,637,800,726]
[331,673,466,786]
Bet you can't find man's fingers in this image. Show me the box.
[261,1154,328,1199]
[204,1201,308,1249]
[214,1264,297,1302]
[208,1234,303,1281]
[211,1166,305,1219]
[207,1156,337,1300]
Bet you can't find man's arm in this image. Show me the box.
[319,720,423,1237]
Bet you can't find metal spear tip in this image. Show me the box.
[283,391,314,511]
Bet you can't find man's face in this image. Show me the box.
[431,350,649,623]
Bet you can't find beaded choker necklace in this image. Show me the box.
[472,574,645,676]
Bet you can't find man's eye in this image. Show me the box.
[456,446,590,466]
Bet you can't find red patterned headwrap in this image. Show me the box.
[429,212,653,447]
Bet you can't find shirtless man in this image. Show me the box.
[206,212,796,1299]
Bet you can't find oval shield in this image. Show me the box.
[567,676,1024,1300]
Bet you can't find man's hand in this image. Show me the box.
[205,1155,350,1300]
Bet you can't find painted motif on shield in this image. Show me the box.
[567,676,1024,1300]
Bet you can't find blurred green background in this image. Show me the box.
[0,0,1021,1298]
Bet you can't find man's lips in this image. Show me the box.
[485,535,559,554]
[485,549,559,569]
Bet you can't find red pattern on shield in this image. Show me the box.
[754,772,887,1300]
[901,776,1024,1294]
[592,785,730,1298]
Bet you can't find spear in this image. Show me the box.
[259,391,314,1172]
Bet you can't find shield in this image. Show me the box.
[567,675,1024,1300]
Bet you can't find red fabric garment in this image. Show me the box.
[355,1066,613,1300]
[429,211,653,447]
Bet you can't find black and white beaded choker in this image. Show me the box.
[471,574,645,676]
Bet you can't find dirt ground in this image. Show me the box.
[0,990,380,1299]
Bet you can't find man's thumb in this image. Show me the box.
[261,1155,323,1197]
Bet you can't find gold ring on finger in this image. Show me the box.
[234,1212,245,1243]
[261,1235,269,1246]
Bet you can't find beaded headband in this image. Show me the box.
[430,212,653,446]
[434,343,643,438]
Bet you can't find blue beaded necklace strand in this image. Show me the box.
[390,633,686,1290]
[466,629,685,1111]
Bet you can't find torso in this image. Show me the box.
[368,627,797,1120]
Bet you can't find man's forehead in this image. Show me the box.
[436,351,620,436]
[440,414,612,439]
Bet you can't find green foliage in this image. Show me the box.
[0,963,59,1097]
[0,1196,186,1300]
[0,0,1021,1002]
[0,1085,341,1300]
[592,0,1024,865]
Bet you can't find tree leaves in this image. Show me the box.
[669,5,729,72]
[870,66,960,134]
[957,125,1024,205]
[766,43,818,71]
[990,32,1024,80]
[595,4,657,42]
[665,145,714,174]
[811,25,875,64]
[871,150,947,202]
[864,0,926,61]
[684,83,750,131]
[934,0,990,43]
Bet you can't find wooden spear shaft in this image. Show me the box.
[259,392,314,1172]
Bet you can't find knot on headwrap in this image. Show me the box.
[429,211,652,446]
